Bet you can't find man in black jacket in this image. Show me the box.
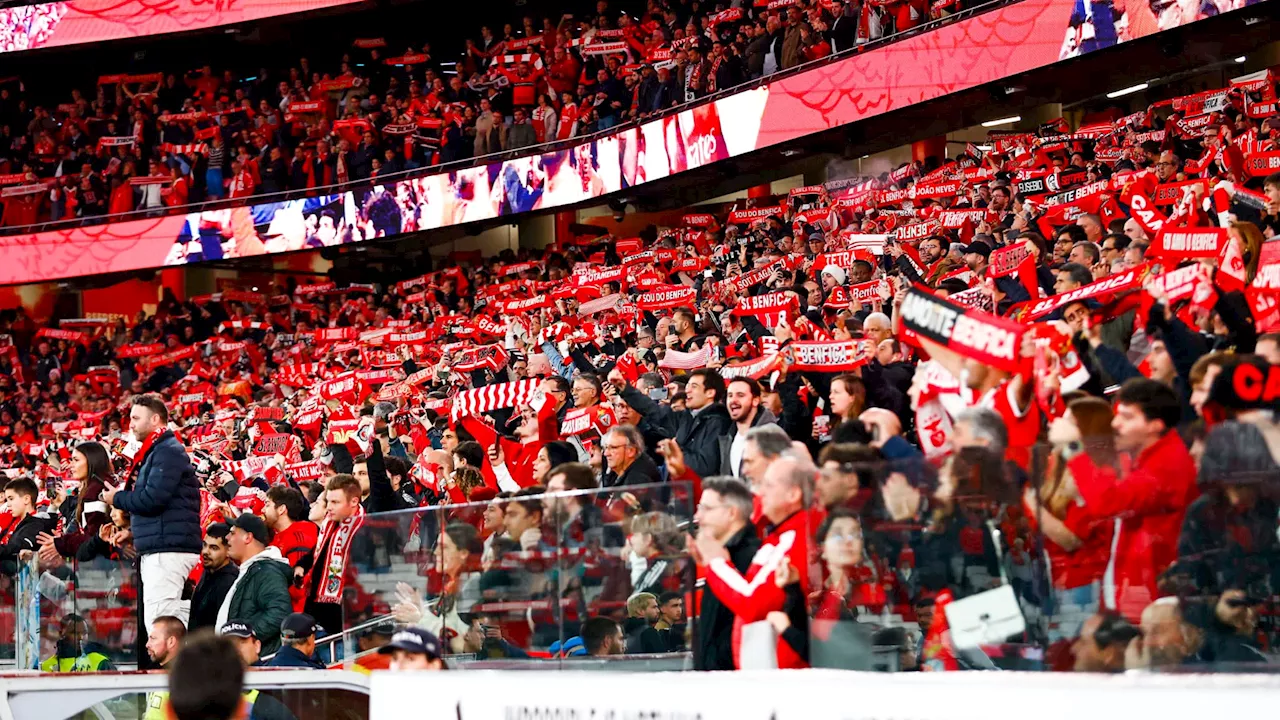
[827,0,858,53]
[693,477,760,670]
[103,394,202,641]
[601,425,663,487]
[189,523,237,631]
[624,592,668,654]
[0,477,52,575]
[621,368,732,479]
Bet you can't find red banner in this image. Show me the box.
[1025,264,1152,319]
[732,292,798,316]
[636,286,697,311]
[1150,228,1227,260]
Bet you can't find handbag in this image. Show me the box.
[942,520,1026,649]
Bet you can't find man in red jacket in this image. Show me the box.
[698,453,814,669]
[1059,378,1198,623]
[264,485,319,612]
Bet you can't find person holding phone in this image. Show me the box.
[38,441,113,564]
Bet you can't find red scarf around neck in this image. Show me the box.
[124,428,166,487]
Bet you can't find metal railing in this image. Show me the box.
[259,612,398,667]
[0,0,1012,238]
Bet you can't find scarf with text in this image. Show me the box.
[312,504,366,604]
[899,286,1028,374]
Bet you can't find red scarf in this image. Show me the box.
[124,429,165,488]
[311,505,366,604]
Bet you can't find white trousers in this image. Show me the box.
[140,552,200,632]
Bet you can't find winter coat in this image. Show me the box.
[621,387,734,479]
[111,431,202,556]
[220,547,294,656]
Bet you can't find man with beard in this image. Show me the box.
[189,523,238,631]
[719,377,778,478]
[102,394,201,654]
[145,615,187,669]
[666,308,705,352]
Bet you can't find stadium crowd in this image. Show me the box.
[2,62,1280,685]
[0,0,1016,227]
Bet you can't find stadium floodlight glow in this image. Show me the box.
[1236,56,1247,63]
[1106,83,1149,98]
[981,116,1020,128]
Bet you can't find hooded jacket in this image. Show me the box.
[217,546,294,656]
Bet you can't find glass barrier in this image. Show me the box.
[16,438,1280,676]
[55,686,369,720]
[339,482,695,670]
[19,549,140,672]
[791,442,1280,674]
[0,669,370,720]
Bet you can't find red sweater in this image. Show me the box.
[271,519,320,611]
[1069,431,1198,621]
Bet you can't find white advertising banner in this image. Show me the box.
[372,669,1280,720]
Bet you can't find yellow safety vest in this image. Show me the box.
[141,689,258,720]
[142,691,169,720]
[39,653,111,673]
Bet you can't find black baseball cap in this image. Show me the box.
[280,612,319,640]
[232,513,270,545]
[220,621,256,639]
[377,627,443,659]
[962,240,993,259]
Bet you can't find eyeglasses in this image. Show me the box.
[604,443,629,451]
[696,502,725,511]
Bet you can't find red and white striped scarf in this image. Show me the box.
[162,143,209,155]
[659,345,714,370]
[450,379,541,422]
[218,320,269,333]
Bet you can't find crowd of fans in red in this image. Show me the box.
[2,59,1280,674]
[0,0,960,229]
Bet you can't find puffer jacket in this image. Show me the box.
[222,547,294,656]
[113,431,202,556]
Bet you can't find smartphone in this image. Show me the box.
[648,387,669,401]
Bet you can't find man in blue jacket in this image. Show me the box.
[266,613,327,668]
[103,394,202,641]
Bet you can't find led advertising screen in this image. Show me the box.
[0,0,364,54]
[0,0,1248,285]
